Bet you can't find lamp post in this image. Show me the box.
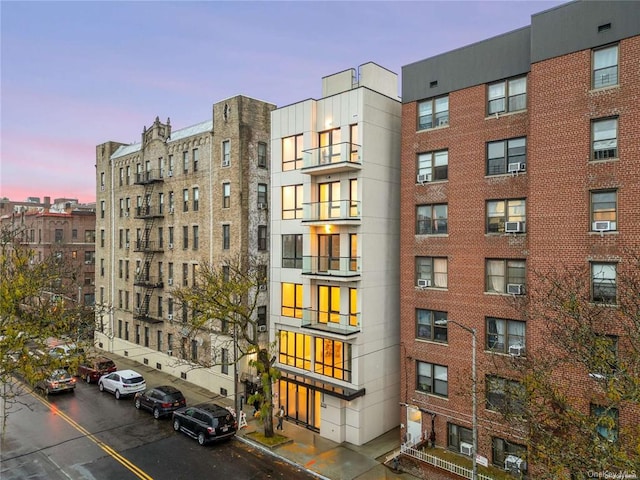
[447,320,478,480]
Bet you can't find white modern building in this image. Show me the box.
[269,63,401,445]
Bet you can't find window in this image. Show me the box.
[318,181,341,219]
[257,183,267,207]
[100,200,105,219]
[183,151,189,173]
[119,168,124,186]
[192,188,199,211]
[487,199,526,233]
[191,339,198,361]
[417,150,448,182]
[282,185,303,219]
[183,189,189,212]
[144,327,150,347]
[589,335,618,378]
[222,225,230,250]
[318,285,340,324]
[349,124,359,162]
[592,118,618,160]
[221,348,229,374]
[416,309,448,342]
[279,330,311,370]
[349,178,358,217]
[192,226,199,250]
[416,204,448,234]
[100,229,105,248]
[257,306,267,327]
[158,227,163,248]
[591,190,617,231]
[349,234,358,272]
[487,137,526,175]
[486,318,526,355]
[486,259,526,294]
[257,225,267,251]
[281,283,303,318]
[448,424,472,452]
[135,325,141,344]
[222,265,230,283]
[168,227,174,246]
[488,76,526,114]
[492,437,527,470]
[222,140,230,166]
[315,337,351,381]
[282,234,302,268]
[593,44,618,89]
[282,134,303,171]
[84,251,95,264]
[192,148,199,172]
[318,234,340,271]
[418,95,449,130]
[182,226,188,249]
[591,405,618,442]
[257,142,267,168]
[55,229,63,243]
[486,376,524,415]
[319,127,341,164]
[158,192,164,214]
[168,191,174,212]
[182,263,188,287]
[157,330,163,351]
[417,361,448,397]
[223,183,230,208]
[416,257,448,288]
[125,322,129,341]
[591,262,616,304]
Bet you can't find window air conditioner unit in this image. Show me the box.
[167,314,173,320]
[167,349,173,356]
[125,242,130,249]
[222,159,230,167]
[417,279,431,288]
[460,442,473,456]
[257,325,267,333]
[416,173,432,184]
[437,118,449,126]
[168,278,173,286]
[507,283,524,295]
[508,162,526,173]
[168,170,173,177]
[100,185,105,191]
[504,221,524,233]
[504,455,525,473]
[169,207,174,214]
[509,344,525,357]
[257,202,267,210]
[168,243,173,250]
[593,221,611,232]
[124,212,129,217]
[258,284,267,291]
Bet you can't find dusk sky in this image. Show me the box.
[1,0,565,204]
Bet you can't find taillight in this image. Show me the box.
[161,402,172,408]
[70,378,76,384]
[207,427,214,434]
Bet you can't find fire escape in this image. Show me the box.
[133,168,164,324]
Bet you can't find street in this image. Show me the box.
[0,379,317,480]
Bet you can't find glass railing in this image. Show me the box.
[303,142,361,169]
[301,308,360,335]
[303,200,360,222]
[302,256,360,276]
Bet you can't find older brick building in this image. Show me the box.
[400,0,639,475]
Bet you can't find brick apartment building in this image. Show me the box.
[399,0,639,476]
[94,96,275,399]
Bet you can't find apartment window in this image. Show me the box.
[416,309,448,342]
[486,318,526,355]
[257,183,267,207]
[593,44,618,89]
[190,339,198,361]
[257,225,267,251]
[157,331,163,351]
[192,226,199,250]
[100,200,105,219]
[119,199,124,217]
[257,306,267,328]
[590,335,618,378]
[487,199,526,233]
[183,151,188,173]
[119,290,123,308]
[486,259,525,294]
[125,260,130,280]
[349,178,358,217]
[167,333,173,353]
[487,137,526,175]
[183,189,189,212]
[416,257,448,288]
[448,424,472,452]
[278,330,312,370]
[315,337,351,381]
[318,234,340,271]
[158,227,163,249]
[100,229,105,248]
[591,405,619,442]
[222,140,230,167]
[349,234,358,272]
[168,156,174,176]
[282,234,303,268]
[282,185,303,219]
[221,348,229,374]
[319,127,341,164]
[488,76,526,114]
[193,187,199,211]
[182,263,188,287]
[416,204,448,234]
[591,190,617,231]
[125,322,129,341]
[417,361,448,397]
[192,148,199,172]
[84,251,95,264]
[223,183,230,208]
[281,283,303,318]
[126,166,131,184]
[417,150,448,182]
[157,296,163,319]
[592,118,618,160]
[257,142,267,168]
[182,226,188,249]
[100,259,104,277]
[282,134,303,171]
[85,230,96,243]
[486,376,524,415]
[126,197,131,216]
[492,438,527,470]
[168,297,174,316]
[158,192,164,214]
[55,229,63,243]
[168,191,174,213]
[318,285,340,324]
[144,327,150,347]
[418,95,449,130]
[135,325,141,344]
[349,124,359,162]
[119,168,124,186]
[591,262,617,304]
[168,227,174,247]
[222,224,230,250]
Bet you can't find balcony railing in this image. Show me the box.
[302,256,360,277]
[134,240,163,252]
[302,142,361,172]
[135,205,164,218]
[133,275,164,288]
[133,308,163,324]
[301,308,360,335]
[302,200,360,223]
[134,169,164,185]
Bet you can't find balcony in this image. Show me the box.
[302,200,360,224]
[133,240,163,253]
[302,256,360,279]
[135,205,164,219]
[301,308,360,335]
[133,275,164,289]
[134,169,164,185]
[301,142,362,174]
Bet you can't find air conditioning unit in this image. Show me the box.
[125,242,130,249]
[417,279,431,288]
[168,170,173,177]
[437,118,449,126]
[416,173,432,184]
[460,442,473,456]
[258,284,267,291]
[504,455,525,473]
[504,221,524,233]
[167,314,173,320]
[508,162,526,173]
[257,325,267,333]
[167,349,173,356]
[593,221,611,232]
[222,159,230,167]
[84,260,92,265]
[168,243,173,250]
[509,344,525,357]
[168,278,173,286]
[507,283,524,295]
[100,185,105,191]
[169,207,174,214]
[257,202,267,210]
[124,212,129,217]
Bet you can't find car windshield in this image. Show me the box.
[123,376,143,384]
[97,361,114,370]
[50,370,69,380]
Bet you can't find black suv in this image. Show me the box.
[172,403,237,445]
[134,386,186,419]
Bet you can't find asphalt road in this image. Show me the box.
[0,379,317,480]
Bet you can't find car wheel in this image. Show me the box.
[86,374,92,384]
[153,408,160,419]
[173,419,180,431]
[198,432,206,446]
[135,398,141,409]
[115,389,121,400]
[98,382,104,392]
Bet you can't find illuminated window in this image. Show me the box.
[281,283,303,318]
[282,185,303,219]
[318,285,340,324]
[349,288,358,327]
[315,338,351,381]
[278,330,311,370]
[282,134,303,171]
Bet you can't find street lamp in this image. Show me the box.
[447,320,478,480]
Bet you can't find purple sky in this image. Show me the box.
[1,0,565,204]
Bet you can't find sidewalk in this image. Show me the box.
[107,353,424,480]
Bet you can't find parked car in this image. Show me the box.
[78,356,117,383]
[134,386,186,419]
[98,369,145,399]
[36,369,76,395]
[48,342,86,370]
[172,403,237,445]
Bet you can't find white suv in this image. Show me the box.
[98,369,146,399]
